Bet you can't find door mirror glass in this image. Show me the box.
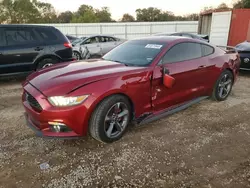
[163,67,175,88]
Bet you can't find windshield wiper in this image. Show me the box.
[113,60,130,66]
[103,58,130,66]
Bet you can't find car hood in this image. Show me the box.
[235,41,250,51]
[27,60,145,96]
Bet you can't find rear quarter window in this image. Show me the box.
[35,27,59,41]
[201,44,214,56]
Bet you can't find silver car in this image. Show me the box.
[72,35,126,60]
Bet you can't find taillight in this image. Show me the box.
[64,42,72,48]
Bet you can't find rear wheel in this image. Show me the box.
[212,70,233,101]
[89,95,131,143]
[36,58,59,70]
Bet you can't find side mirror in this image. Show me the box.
[163,67,175,88]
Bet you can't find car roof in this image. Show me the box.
[172,32,193,35]
[131,36,195,43]
[0,24,54,28]
[87,35,117,38]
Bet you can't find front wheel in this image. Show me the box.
[89,95,131,143]
[73,51,81,60]
[212,70,233,101]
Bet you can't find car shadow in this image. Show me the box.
[239,70,250,78]
[0,74,28,85]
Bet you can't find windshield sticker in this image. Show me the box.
[145,44,163,49]
[147,57,153,62]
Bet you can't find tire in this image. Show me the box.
[73,51,81,60]
[89,95,132,143]
[212,70,233,101]
[36,58,58,70]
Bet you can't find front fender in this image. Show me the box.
[69,72,152,134]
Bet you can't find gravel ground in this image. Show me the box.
[1,72,250,188]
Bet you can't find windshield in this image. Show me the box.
[72,37,86,46]
[103,40,165,66]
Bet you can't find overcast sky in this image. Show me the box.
[41,0,233,20]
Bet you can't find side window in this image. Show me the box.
[201,44,214,56]
[163,42,202,63]
[99,36,106,43]
[5,27,38,46]
[99,37,116,43]
[84,37,98,44]
[107,37,116,42]
[35,27,58,41]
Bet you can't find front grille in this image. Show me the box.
[240,57,250,69]
[26,92,42,112]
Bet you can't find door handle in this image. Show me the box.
[198,65,206,69]
[34,47,43,51]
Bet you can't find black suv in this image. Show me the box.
[0,25,73,76]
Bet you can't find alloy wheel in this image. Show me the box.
[73,52,81,60]
[218,74,233,99]
[42,63,53,69]
[104,102,129,139]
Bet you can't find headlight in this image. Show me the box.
[48,95,89,107]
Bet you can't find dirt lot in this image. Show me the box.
[1,73,250,188]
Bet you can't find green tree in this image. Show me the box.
[159,11,175,21]
[58,11,73,23]
[201,3,231,14]
[233,0,250,8]
[0,0,41,23]
[136,7,161,21]
[95,7,112,22]
[185,13,199,21]
[217,3,229,9]
[33,0,57,23]
[71,4,99,23]
[121,13,135,22]
[0,0,57,24]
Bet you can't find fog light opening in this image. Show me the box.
[48,122,72,133]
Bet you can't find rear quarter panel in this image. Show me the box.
[205,47,239,94]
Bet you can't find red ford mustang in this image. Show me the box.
[22,36,240,143]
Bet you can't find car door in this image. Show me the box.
[0,27,24,74]
[0,28,9,74]
[2,27,42,74]
[152,42,207,112]
[98,36,116,55]
[81,36,101,56]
